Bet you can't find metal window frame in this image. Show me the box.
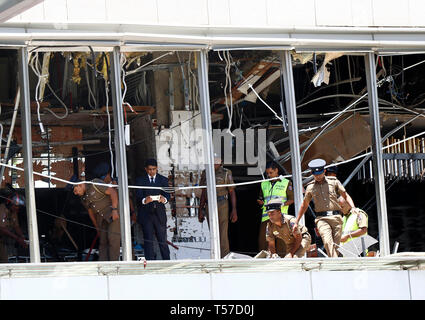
[14,41,417,263]
[18,47,41,263]
[197,50,221,260]
[110,46,133,261]
[364,52,390,256]
[279,50,304,224]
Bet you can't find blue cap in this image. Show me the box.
[308,158,326,175]
[326,165,338,173]
[92,162,110,180]
[66,174,81,190]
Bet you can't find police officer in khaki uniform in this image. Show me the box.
[265,199,311,258]
[198,154,237,258]
[73,178,121,261]
[0,194,28,262]
[293,159,355,257]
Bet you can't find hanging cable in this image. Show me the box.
[103,53,115,179]
[222,50,235,136]
[247,83,283,122]
[125,51,174,76]
[120,53,137,116]
[29,52,46,134]
[0,104,3,163]
[30,52,69,121]
[85,64,96,109]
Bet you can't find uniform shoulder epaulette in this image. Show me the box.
[305,180,315,187]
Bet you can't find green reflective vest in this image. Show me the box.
[342,209,368,245]
[260,179,289,222]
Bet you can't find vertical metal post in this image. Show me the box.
[18,47,40,263]
[364,52,390,256]
[279,51,304,224]
[196,50,221,260]
[110,47,132,261]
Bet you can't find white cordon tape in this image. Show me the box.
[2,130,424,192]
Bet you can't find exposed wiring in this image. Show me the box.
[247,83,283,122]
[347,55,355,95]
[103,60,115,180]
[29,52,69,122]
[0,104,3,163]
[125,51,174,76]
[29,53,45,133]
[222,50,235,136]
[120,53,137,118]
[85,64,96,109]
[188,52,200,109]
[43,82,69,120]
[176,52,190,110]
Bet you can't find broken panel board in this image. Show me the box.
[1,126,85,188]
[156,110,210,259]
[282,113,372,172]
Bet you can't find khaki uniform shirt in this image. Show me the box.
[200,166,235,197]
[81,178,114,223]
[0,203,19,237]
[266,214,309,248]
[305,176,346,212]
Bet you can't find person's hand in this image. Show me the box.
[198,203,205,223]
[145,196,153,204]
[159,195,167,203]
[341,234,349,243]
[112,210,119,221]
[257,199,264,206]
[230,209,238,223]
[292,222,298,233]
[198,209,205,223]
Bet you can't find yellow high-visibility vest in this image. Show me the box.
[260,179,289,222]
[342,209,368,245]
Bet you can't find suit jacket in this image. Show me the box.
[135,173,170,223]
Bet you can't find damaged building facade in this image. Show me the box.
[0,0,424,299]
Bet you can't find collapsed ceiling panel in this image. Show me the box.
[282,113,372,172]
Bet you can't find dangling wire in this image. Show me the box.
[103,53,115,179]
[222,50,235,136]
[29,52,69,124]
[29,53,45,133]
[0,104,3,163]
[120,53,137,121]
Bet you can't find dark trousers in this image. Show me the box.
[139,208,170,260]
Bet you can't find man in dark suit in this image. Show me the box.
[135,158,170,260]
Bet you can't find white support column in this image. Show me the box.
[110,47,133,261]
[279,51,304,224]
[364,52,390,256]
[197,50,221,260]
[18,47,40,263]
